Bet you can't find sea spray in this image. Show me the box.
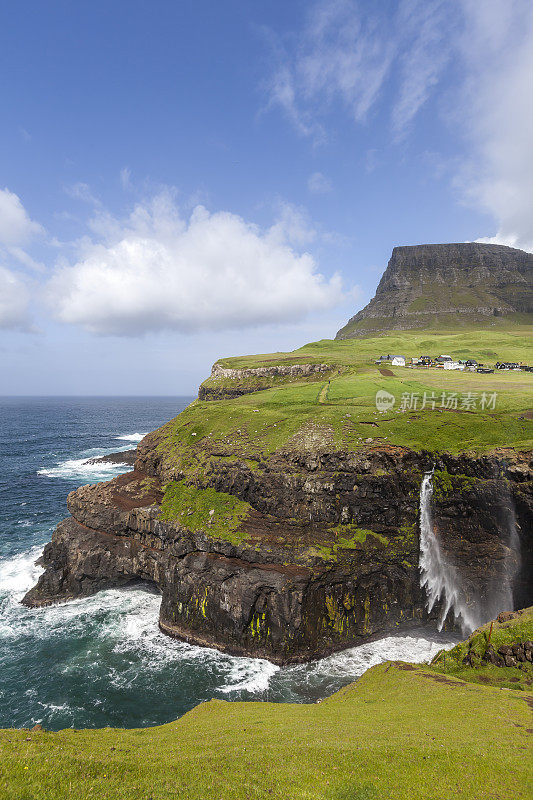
[418,471,480,635]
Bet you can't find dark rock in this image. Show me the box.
[84,449,137,466]
[198,386,258,401]
[483,644,498,664]
[498,611,520,623]
[199,363,332,400]
[21,442,533,664]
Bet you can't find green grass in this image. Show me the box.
[156,362,532,477]
[160,480,252,544]
[1,662,531,800]
[307,527,389,561]
[431,607,533,691]
[151,328,533,533]
[152,329,533,522]
[216,328,533,370]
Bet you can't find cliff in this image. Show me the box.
[23,323,533,663]
[23,446,532,663]
[336,242,533,338]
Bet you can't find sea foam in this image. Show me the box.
[37,446,134,481]
[0,546,455,703]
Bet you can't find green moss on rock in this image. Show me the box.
[160,480,251,545]
[432,470,479,500]
[431,607,533,690]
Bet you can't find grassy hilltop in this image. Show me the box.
[155,328,533,489]
[1,609,532,800]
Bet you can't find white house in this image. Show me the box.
[391,355,406,367]
[443,361,463,370]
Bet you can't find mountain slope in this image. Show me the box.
[337,242,533,338]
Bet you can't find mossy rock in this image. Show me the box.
[431,607,533,690]
[160,480,252,545]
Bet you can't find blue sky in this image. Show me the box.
[1,0,532,394]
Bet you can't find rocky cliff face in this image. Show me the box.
[23,437,532,664]
[198,362,332,401]
[337,242,533,338]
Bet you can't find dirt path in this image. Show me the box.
[318,382,330,404]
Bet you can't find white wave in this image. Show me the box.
[0,547,43,598]
[115,433,147,442]
[266,634,455,702]
[305,634,452,679]
[218,658,280,694]
[0,548,45,639]
[37,454,132,481]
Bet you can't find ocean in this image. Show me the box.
[0,396,454,731]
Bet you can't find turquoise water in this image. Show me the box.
[0,397,454,730]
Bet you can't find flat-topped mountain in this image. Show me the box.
[336,242,533,338]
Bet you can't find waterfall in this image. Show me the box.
[503,488,521,611]
[418,471,480,635]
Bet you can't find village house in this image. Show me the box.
[391,355,405,367]
[373,353,501,372]
[374,354,405,366]
[443,360,463,370]
[434,354,453,365]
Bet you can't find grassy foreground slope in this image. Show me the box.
[1,660,531,800]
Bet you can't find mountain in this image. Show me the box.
[336,242,533,338]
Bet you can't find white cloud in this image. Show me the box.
[266,1,533,250]
[308,172,333,194]
[0,188,43,247]
[65,182,102,207]
[265,0,451,141]
[457,0,533,251]
[47,194,343,336]
[120,168,132,190]
[0,266,30,330]
[392,1,453,138]
[266,0,394,140]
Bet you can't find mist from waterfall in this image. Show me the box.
[418,472,480,636]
